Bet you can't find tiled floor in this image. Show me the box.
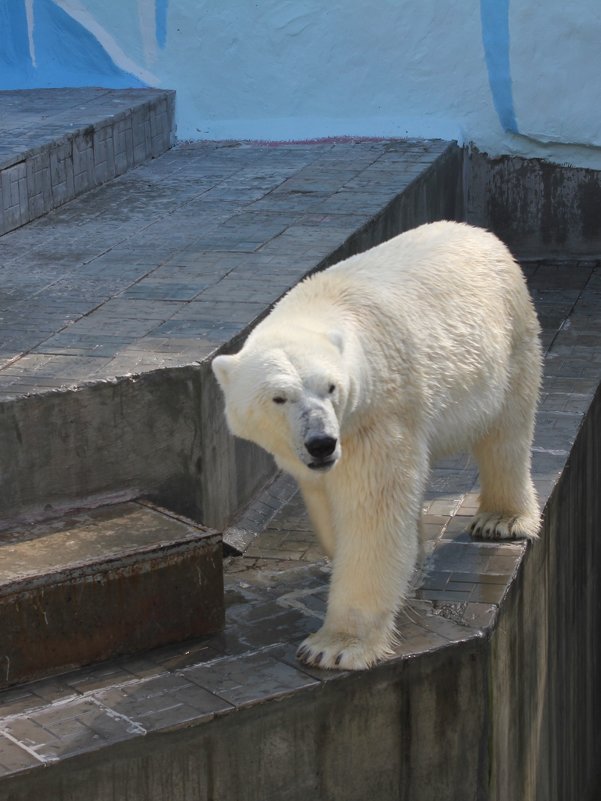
[0,88,170,168]
[0,89,174,236]
[0,138,450,397]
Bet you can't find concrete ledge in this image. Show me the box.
[488,382,601,801]
[0,88,175,235]
[0,139,463,529]
[466,145,601,259]
[0,639,488,801]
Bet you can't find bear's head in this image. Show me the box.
[212,329,351,477]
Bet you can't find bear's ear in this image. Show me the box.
[327,329,345,354]
[212,354,238,388]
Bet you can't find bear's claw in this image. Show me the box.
[297,628,391,670]
[469,512,539,540]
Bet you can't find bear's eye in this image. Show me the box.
[328,384,336,394]
[273,396,287,405]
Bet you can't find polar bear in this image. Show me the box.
[212,221,541,670]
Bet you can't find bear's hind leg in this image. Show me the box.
[469,337,541,540]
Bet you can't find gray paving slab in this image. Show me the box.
[0,88,175,236]
[94,672,234,733]
[1,697,143,763]
[180,649,319,708]
[0,138,451,396]
[0,88,174,167]
[0,733,42,777]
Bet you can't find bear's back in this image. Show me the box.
[284,221,534,341]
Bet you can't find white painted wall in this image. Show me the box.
[3,0,601,167]
[509,2,601,155]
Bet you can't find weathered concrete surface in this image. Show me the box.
[223,471,298,554]
[0,88,175,236]
[0,640,488,801]
[0,139,463,530]
[0,363,273,532]
[488,385,601,801]
[0,501,223,688]
[465,146,601,259]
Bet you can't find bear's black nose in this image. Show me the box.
[305,435,337,459]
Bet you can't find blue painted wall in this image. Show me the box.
[0,0,145,88]
[480,0,518,135]
[1,0,600,167]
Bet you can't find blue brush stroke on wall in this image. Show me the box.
[156,0,168,48]
[480,0,518,134]
[0,1,36,83]
[0,0,145,90]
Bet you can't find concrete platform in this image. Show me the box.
[0,137,462,529]
[0,88,175,235]
[0,261,600,800]
[0,500,223,688]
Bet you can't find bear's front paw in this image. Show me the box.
[469,512,539,540]
[296,627,391,671]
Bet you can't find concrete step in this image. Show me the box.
[0,88,175,236]
[0,500,223,689]
[0,137,463,532]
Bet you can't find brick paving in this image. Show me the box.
[0,88,174,236]
[0,137,451,397]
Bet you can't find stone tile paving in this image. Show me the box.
[0,138,450,397]
[0,88,174,236]
[223,472,298,554]
[0,260,599,775]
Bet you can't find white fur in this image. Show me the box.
[212,221,542,670]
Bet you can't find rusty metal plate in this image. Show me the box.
[0,502,223,688]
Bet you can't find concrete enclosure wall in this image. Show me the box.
[488,384,601,801]
[2,1,601,167]
[465,147,601,258]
